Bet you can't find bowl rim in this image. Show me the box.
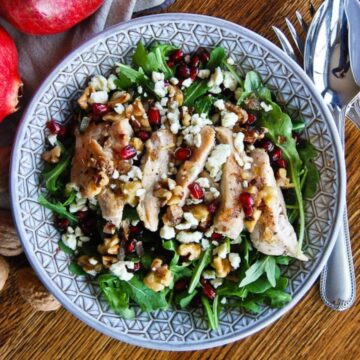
[10,13,346,351]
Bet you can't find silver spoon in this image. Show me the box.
[304,0,356,310]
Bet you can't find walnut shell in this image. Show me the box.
[16,268,61,312]
[0,210,22,256]
[0,255,9,291]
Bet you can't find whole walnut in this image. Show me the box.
[0,255,9,291]
[0,210,22,256]
[16,268,61,311]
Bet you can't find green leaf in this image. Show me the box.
[68,262,86,276]
[276,277,289,291]
[42,153,71,193]
[264,256,276,287]
[212,295,220,329]
[243,237,252,268]
[239,258,266,287]
[188,247,212,293]
[38,195,78,223]
[207,47,226,70]
[246,277,272,294]
[171,265,193,282]
[58,239,74,255]
[194,95,213,115]
[275,256,291,265]
[244,71,262,93]
[175,290,198,309]
[217,281,248,298]
[183,81,210,107]
[237,300,262,314]
[201,296,217,330]
[263,288,292,307]
[114,73,133,90]
[222,60,243,86]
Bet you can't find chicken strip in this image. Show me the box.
[213,127,244,239]
[250,148,307,260]
[137,128,175,231]
[177,126,216,206]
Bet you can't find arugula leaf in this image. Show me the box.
[114,73,133,90]
[175,290,198,309]
[222,60,243,86]
[42,153,71,193]
[38,195,78,223]
[207,47,226,70]
[246,277,273,294]
[239,257,267,287]
[201,296,217,330]
[194,95,213,115]
[212,295,220,329]
[275,256,291,265]
[236,300,262,314]
[188,247,212,293]
[183,81,210,107]
[264,256,276,287]
[263,288,292,307]
[217,281,248,299]
[68,262,87,276]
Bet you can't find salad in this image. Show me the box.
[39,43,319,328]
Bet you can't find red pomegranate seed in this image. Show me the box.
[133,262,141,272]
[170,49,184,63]
[203,282,216,300]
[148,107,161,127]
[243,206,254,218]
[175,147,192,161]
[262,140,274,153]
[208,202,218,214]
[177,64,191,78]
[188,182,204,200]
[119,145,137,160]
[46,120,66,136]
[174,279,189,291]
[137,130,151,142]
[190,55,200,67]
[190,67,198,80]
[240,192,254,208]
[125,239,137,253]
[247,113,257,124]
[271,148,282,162]
[91,103,110,116]
[167,60,175,68]
[129,226,142,234]
[200,277,207,286]
[57,218,69,230]
[199,49,210,64]
[77,211,88,221]
[211,232,224,240]
[276,159,287,168]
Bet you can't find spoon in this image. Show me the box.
[304,0,356,310]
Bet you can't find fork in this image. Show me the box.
[272,5,356,311]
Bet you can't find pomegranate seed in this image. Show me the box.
[167,60,175,68]
[175,147,192,161]
[119,145,137,160]
[177,64,191,78]
[170,49,183,63]
[276,159,287,168]
[148,107,161,128]
[211,232,224,240]
[46,120,66,136]
[203,282,216,300]
[129,226,142,234]
[188,182,204,200]
[137,130,151,142]
[190,55,200,67]
[190,67,198,80]
[57,218,69,231]
[261,140,275,153]
[174,279,188,291]
[125,239,137,253]
[271,148,282,162]
[243,206,254,218]
[91,103,110,116]
[77,211,88,221]
[199,49,210,64]
[208,202,218,214]
[200,277,207,286]
[247,113,257,124]
[133,262,141,272]
[239,192,254,208]
[293,132,301,144]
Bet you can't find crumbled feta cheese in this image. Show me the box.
[193,133,202,147]
[128,166,142,180]
[208,67,223,87]
[107,74,118,91]
[80,236,90,242]
[154,81,167,98]
[214,99,225,111]
[242,180,249,188]
[167,104,181,134]
[137,85,143,94]
[182,78,193,88]
[243,162,252,170]
[209,187,220,198]
[203,270,216,279]
[221,297,227,304]
[89,75,108,91]
[227,57,235,65]
[114,103,124,114]
[75,227,83,237]
[196,177,210,188]
[205,226,215,238]
[168,178,176,190]
[184,54,191,63]
[213,243,229,259]
[182,113,212,147]
[160,97,169,107]
[89,91,108,104]
[176,231,203,243]
[201,238,210,250]
[110,261,134,281]
[205,144,231,179]
[62,233,77,250]
[183,212,199,227]
[112,170,120,179]
[48,133,57,146]
[260,101,273,112]
[223,71,238,91]
[198,69,211,79]
[89,258,98,266]
[175,222,192,230]
[210,278,223,288]
[136,188,146,197]
[170,77,179,85]
[229,253,241,269]
[66,182,79,193]
[152,71,165,82]
[234,132,245,154]
[160,224,176,239]
[209,85,222,94]
[221,111,238,128]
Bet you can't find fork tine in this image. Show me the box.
[285,17,305,55]
[295,10,309,33]
[272,26,300,64]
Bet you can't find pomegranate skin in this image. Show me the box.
[0,0,104,35]
[0,25,22,123]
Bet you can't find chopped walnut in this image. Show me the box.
[97,235,120,255]
[102,255,118,268]
[225,102,248,124]
[162,205,183,226]
[103,222,116,235]
[77,86,93,110]
[178,243,202,261]
[153,188,172,206]
[244,95,262,111]
[42,145,61,163]
[102,112,126,122]
[130,137,144,152]
[168,85,184,106]
[143,258,173,292]
[167,185,183,206]
[121,181,142,207]
[107,91,131,108]
[212,256,231,278]
[187,204,210,223]
[77,255,103,273]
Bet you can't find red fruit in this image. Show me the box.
[239,192,254,209]
[0,26,22,123]
[119,145,137,160]
[243,206,254,218]
[76,211,88,221]
[261,140,274,153]
[177,64,191,78]
[271,148,282,162]
[57,218,69,231]
[199,49,210,64]
[137,130,151,142]
[276,159,287,168]
[211,233,224,240]
[208,202,218,214]
[203,282,216,300]
[167,60,175,68]
[148,107,161,127]
[247,113,257,124]
[174,279,188,291]
[125,240,137,253]
[133,262,141,272]
[91,103,109,116]
[190,55,200,67]
[169,49,184,63]
[175,147,192,161]
[188,182,204,200]
[0,0,104,35]
[190,67,198,80]
[46,120,66,136]
[129,226,142,234]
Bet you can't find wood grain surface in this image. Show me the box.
[0,0,359,359]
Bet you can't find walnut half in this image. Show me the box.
[42,145,61,163]
[143,259,173,292]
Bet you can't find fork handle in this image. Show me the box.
[319,108,356,310]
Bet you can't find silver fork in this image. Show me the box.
[272,5,356,311]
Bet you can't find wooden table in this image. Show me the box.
[1,0,359,358]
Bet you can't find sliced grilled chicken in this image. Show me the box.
[213,127,244,239]
[177,126,215,206]
[137,128,175,231]
[97,188,124,228]
[250,148,307,260]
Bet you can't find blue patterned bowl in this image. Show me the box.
[10,14,346,350]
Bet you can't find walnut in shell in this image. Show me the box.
[0,210,23,256]
[0,255,9,291]
[16,267,61,311]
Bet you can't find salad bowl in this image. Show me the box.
[10,13,345,350]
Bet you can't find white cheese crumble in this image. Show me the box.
[167,101,181,134]
[221,111,238,128]
[197,69,211,79]
[107,74,118,91]
[205,144,231,180]
[201,238,210,250]
[152,71,165,82]
[136,188,146,197]
[89,75,108,92]
[89,91,109,104]
[48,133,57,146]
[203,270,216,279]
[182,113,212,148]
[196,177,210,188]
[208,67,223,87]
[170,77,179,85]
[223,71,238,91]
[183,212,199,227]
[213,243,229,259]
[182,78,193,88]
[114,103,125,114]
[176,231,203,244]
[221,297,227,304]
[128,166,143,180]
[260,101,273,112]
[210,278,223,288]
[154,81,167,98]
[234,132,245,153]
[160,224,176,239]
[209,187,220,199]
[227,57,235,65]
[229,253,241,269]
[62,233,77,250]
[110,261,134,281]
[214,99,225,111]
[137,85,143,94]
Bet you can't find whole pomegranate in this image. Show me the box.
[0,0,104,35]
[0,26,22,123]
